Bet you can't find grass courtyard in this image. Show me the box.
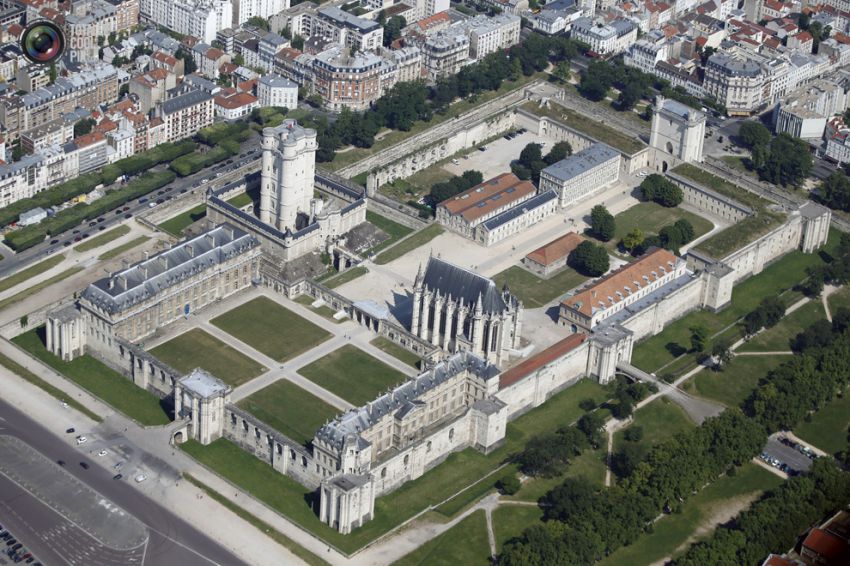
[795,393,850,455]
[374,224,444,265]
[157,204,207,236]
[394,510,491,566]
[369,337,421,369]
[181,378,609,553]
[492,265,588,309]
[238,379,340,445]
[685,355,787,408]
[14,328,170,426]
[211,296,331,362]
[365,211,413,255]
[322,266,368,289]
[609,202,714,252]
[149,329,266,387]
[298,345,408,406]
[738,300,826,353]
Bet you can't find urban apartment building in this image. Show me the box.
[104,0,140,32]
[157,89,215,142]
[453,14,521,60]
[233,0,290,25]
[311,47,382,111]
[539,143,621,207]
[422,30,469,80]
[64,3,118,63]
[142,0,232,43]
[571,17,637,56]
[703,52,765,115]
[256,74,298,109]
[774,79,848,140]
[310,7,383,53]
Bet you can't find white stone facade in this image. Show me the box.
[260,119,318,232]
[650,97,706,163]
[256,74,299,109]
[539,143,621,207]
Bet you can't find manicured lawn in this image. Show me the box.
[298,345,408,406]
[374,224,444,265]
[0,254,65,294]
[509,447,607,503]
[614,397,695,453]
[227,192,254,208]
[521,101,644,154]
[795,393,850,454]
[211,296,331,362]
[98,236,150,261]
[598,464,782,566]
[157,204,207,236]
[739,300,826,352]
[0,350,101,422]
[394,510,491,566]
[609,202,713,251]
[73,225,131,252]
[0,267,84,312]
[370,337,421,368]
[323,266,368,289]
[829,284,850,312]
[150,329,266,387]
[687,355,787,408]
[14,328,170,426]
[365,211,413,255]
[492,265,588,309]
[181,378,608,553]
[493,506,544,551]
[293,295,345,324]
[237,379,340,445]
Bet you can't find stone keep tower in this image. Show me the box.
[650,96,706,164]
[260,119,318,232]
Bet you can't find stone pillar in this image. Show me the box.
[420,291,431,340]
[411,288,422,334]
[45,318,53,353]
[456,306,468,347]
[472,314,485,356]
[443,299,455,351]
[431,292,444,347]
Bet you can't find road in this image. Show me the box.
[0,398,247,566]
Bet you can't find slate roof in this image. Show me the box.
[421,257,514,313]
[541,143,620,183]
[481,189,558,231]
[161,88,213,115]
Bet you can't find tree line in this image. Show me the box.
[738,121,812,188]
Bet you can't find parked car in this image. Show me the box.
[76,436,87,445]
[66,427,75,433]
[113,474,123,480]
[79,462,89,470]
[135,474,147,483]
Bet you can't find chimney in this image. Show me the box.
[186,244,194,258]
[159,255,168,269]
[143,251,149,260]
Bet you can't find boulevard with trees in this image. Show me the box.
[737,121,812,187]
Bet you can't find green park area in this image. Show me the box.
[613,397,695,453]
[157,204,207,236]
[365,211,413,255]
[73,225,131,252]
[238,379,340,445]
[14,328,169,425]
[685,355,787,408]
[298,345,407,406]
[494,505,544,552]
[492,265,588,309]
[795,393,850,455]
[0,267,84,312]
[181,378,608,553]
[671,164,785,260]
[322,266,368,289]
[211,296,331,362]
[150,329,266,387]
[597,463,782,566]
[738,300,827,353]
[508,446,607,504]
[394,510,491,566]
[610,202,714,252]
[369,337,421,368]
[0,254,65,295]
[98,236,150,261]
[829,284,850,311]
[374,224,444,265]
[521,101,645,154]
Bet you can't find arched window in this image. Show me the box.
[403,455,409,466]
[426,441,432,452]
[449,428,455,441]
[381,468,387,478]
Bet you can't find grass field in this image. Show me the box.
[795,393,850,454]
[211,296,331,362]
[631,231,839,374]
[181,378,608,553]
[829,284,850,312]
[323,266,368,289]
[293,295,345,324]
[493,506,544,551]
[0,350,101,422]
[492,265,588,309]
[183,474,329,566]
[369,337,421,368]
[158,204,207,236]
[150,329,266,387]
[226,192,254,208]
[598,463,782,566]
[14,328,170,426]
[0,254,64,294]
[73,225,131,252]
[374,224,444,265]
[614,397,695,453]
[686,355,787,408]
[509,446,607,503]
[365,211,413,255]
[739,300,826,352]
[393,510,491,566]
[610,202,714,251]
[0,267,84,312]
[98,236,150,261]
[237,379,340,445]
[298,345,408,406]
[521,101,644,154]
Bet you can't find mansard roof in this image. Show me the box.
[421,257,514,313]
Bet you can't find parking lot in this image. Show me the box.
[760,433,818,476]
[442,129,551,180]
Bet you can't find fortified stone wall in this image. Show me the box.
[618,275,706,342]
[666,172,753,223]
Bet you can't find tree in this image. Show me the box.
[738,121,771,149]
[640,174,682,207]
[553,61,571,83]
[711,340,732,371]
[674,219,695,243]
[759,133,812,188]
[611,443,646,477]
[383,15,406,47]
[819,171,850,212]
[74,118,96,137]
[590,205,615,241]
[544,141,572,165]
[623,426,643,442]
[291,34,304,50]
[690,325,708,352]
[577,412,606,448]
[176,48,197,74]
[743,308,766,336]
[569,240,610,276]
[659,224,683,251]
[496,474,521,495]
[622,228,644,252]
[512,142,547,184]
[247,16,270,30]
[48,62,57,84]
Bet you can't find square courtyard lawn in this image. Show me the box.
[150,328,266,387]
[237,379,340,445]
[211,296,331,362]
[298,344,409,406]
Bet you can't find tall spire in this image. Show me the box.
[475,292,483,314]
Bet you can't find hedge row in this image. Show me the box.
[5,171,176,251]
[196,122,251,145]
[169,140,240,177]
[0,141,196,228]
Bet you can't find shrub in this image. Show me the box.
[496,474,521,495]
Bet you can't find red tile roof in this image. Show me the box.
[499,334,587,389]
[439,173,536,223]
[152,51,177,67]
[525,232,583,266]
[761,555,797,566]
[802,528,850,562]
[74,131,106,148]
[215,92,258,109]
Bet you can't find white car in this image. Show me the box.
[76,436,87,445]
[97,449,108,457]
[134,474,147,483]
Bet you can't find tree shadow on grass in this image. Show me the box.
[665,342,687,358]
